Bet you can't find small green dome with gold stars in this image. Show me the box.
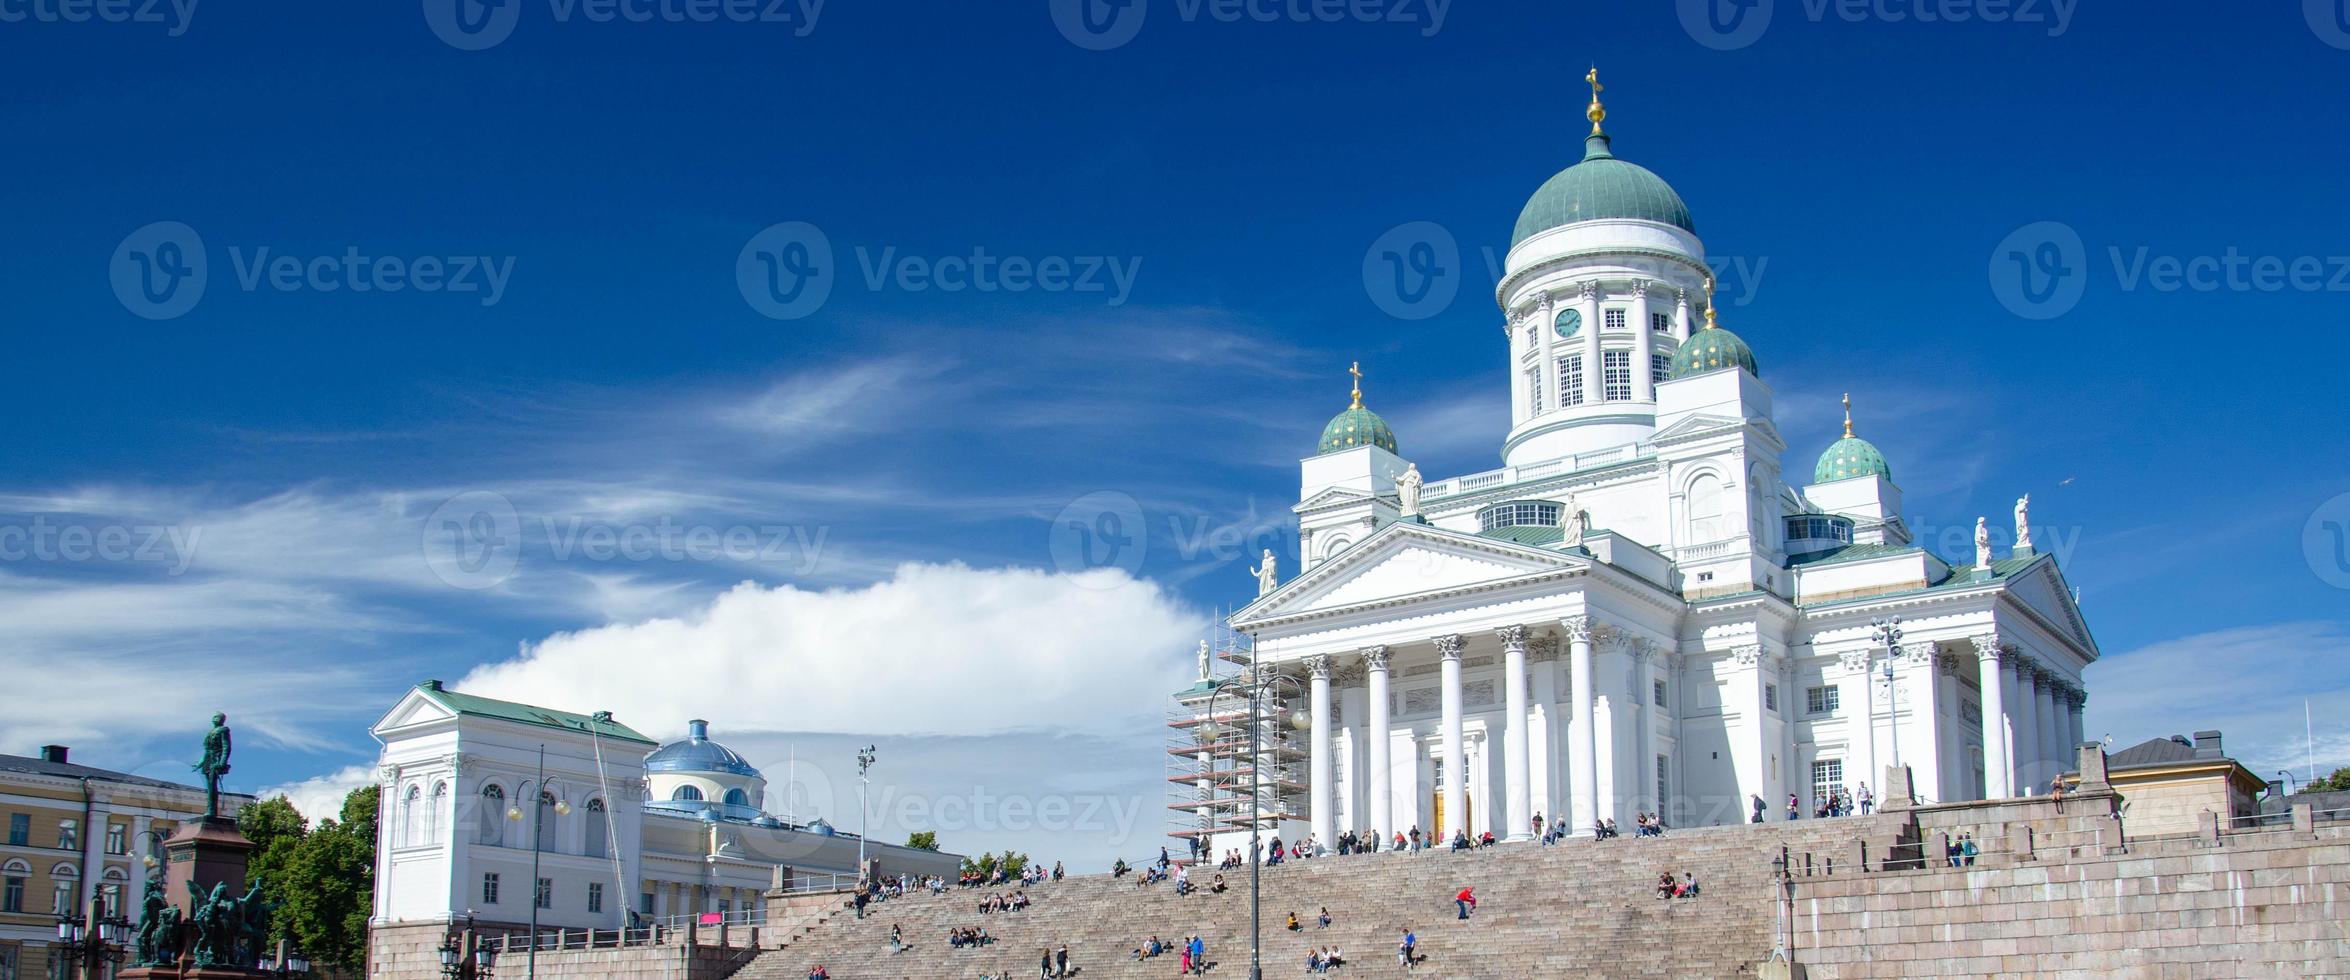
[1814,394,1892,483]
[1317,361,1399,455]
[1668,305,1759,380]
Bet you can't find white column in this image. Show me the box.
[1972,635,2011,798]
[1362,647,1392,839]
[2011,660,2042,793]
[1565,616,1597,835]
[1630,640,1654,814]
[2067,689,2087,757]
[1935,653,1964,801]
[1579,284,1603,405]
[1494,626,1532,841]
[1533,294,1554,418]
[1632,281,1656,402]
[2038,673,2064,780]
[1436,634,1465,840]
[1529,636,1559,825]
[1307,654,1334,851]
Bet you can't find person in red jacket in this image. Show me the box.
[1454,886,1477,920]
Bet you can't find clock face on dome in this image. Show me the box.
[1554,308,1582,338]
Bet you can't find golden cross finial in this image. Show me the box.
[1348,361,1364,409]
[1585,66,1606,135]
[1702,273,1718,330]
[1842,393,1854,438]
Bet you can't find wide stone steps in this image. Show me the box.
[732,818,1884,980]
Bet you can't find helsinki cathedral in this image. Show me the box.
[1188,74,2099,850]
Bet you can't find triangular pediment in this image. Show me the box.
[1295,486,1378,514]
[1652,413,1742,443]
[372,687,459,738]
[1234,521,1585,627]
[2002,558,2097,655]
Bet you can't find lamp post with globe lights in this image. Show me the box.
[855,745,877,889]
[1194,651,1311,980]
[52,894,131,980]
[507,746,570,980]
[1871,616,1905,776]
[437,911,498,980]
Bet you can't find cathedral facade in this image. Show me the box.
[1215,82,2098,849]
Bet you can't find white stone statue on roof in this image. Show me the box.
[1559,493,1586,549]
[1249,549,1278,596]
[1396,463,1423,518]
[1197,640,1212,680]
[1975,516,1993,570]
[2014,494,2033,552]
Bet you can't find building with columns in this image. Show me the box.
[1196,80,2098,851]
[367,681,957,966]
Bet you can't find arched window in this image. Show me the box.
[1,859,29,915]
[1686,474,1725,543]
[98,868,127,919]
[428,782,448,845]
[479,784,506,846]
[722,788,749,807]
[402,786,421,847]
[1321,536,1352,560]
[50,863,79,915]
[671,785,703,802]
[536,791,558,852]
[584,800,608,859]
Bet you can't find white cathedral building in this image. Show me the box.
[1210,80,2098,849]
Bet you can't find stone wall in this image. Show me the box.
[1786,823,2350,977]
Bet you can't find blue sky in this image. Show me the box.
[2,1,2347,867]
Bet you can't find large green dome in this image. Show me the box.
[1815,436,1891,483]
[1668,317,1759,380]
[1318,406,1397,455]
[1511,132,1694,247]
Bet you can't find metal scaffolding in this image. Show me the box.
[1164,622,1310,847]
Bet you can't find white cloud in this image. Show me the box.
[455,562,1208,741]
[2085,621,2350,782]
[259,765,377,825]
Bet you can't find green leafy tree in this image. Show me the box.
[957,850,1029,879]
[237,796,309,923]
[2306,767,2350,793]
[905,831,938,852]
[233,788,379,972]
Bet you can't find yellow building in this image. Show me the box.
[2098,730,2268,838]
[0,746,241,980]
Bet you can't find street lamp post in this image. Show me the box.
[1871,616,1904,777]
[1195,648,1309,980]
[438,911,498,980]
[507,745,569,980]
[53,894,130,980]
[855,745,877,889]
[260,937,312,980]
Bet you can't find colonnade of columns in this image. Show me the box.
[1969,632,2086,799]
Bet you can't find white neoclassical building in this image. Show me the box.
[1207,81,2098,850]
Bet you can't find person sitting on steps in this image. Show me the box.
[1287,911,1302,931]
[1657,870,1677,899]
[1450,829,1470,852]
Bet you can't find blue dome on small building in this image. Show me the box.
[645,719,763,778]
[1814,396,1892,483]
[1668,307,1759,380]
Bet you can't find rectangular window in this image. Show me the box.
[587,882,604,914]
[481,873,500,905]
[1651,353,1671,386]
[640,892,656,916]
[1806,685,1840,716]
[1651,311,1672,333]
[1764,683,1779,712]
[56,821,77,852]
[1811,759,1844,809]
[98,884,120,919]
[52,880,73,915]
[1525,367,1543,415]
[0,943,17,980]
[535,877,552,910]
[1602,350,1632,402]
[1557,356,1584,407]
[6,815,25,847]
[1655,755,1670,808]
[1652,679,1668,708]
[1603,308,1626,331]
[2,877,22,913]
[104,825,125,855]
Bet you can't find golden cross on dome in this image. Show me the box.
[1348,361,1364,409]
[1586,66,1607,134]
[1842,393,1855,438]
[1701,273,1718,330]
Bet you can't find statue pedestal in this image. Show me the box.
[121,965,184,980]
[164,818,254,921]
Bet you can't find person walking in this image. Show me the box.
[1750,793,1766,823]
[1054,943,1069,978]
[1454,885,1477,920]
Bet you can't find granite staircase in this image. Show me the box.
[728,816,1893,980]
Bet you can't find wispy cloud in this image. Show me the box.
[2085,620,2350,782]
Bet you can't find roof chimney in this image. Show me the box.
[39,745,67,764]
[688,719,710,742]
[424,679,444,691]
[2192,730,2223,759]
